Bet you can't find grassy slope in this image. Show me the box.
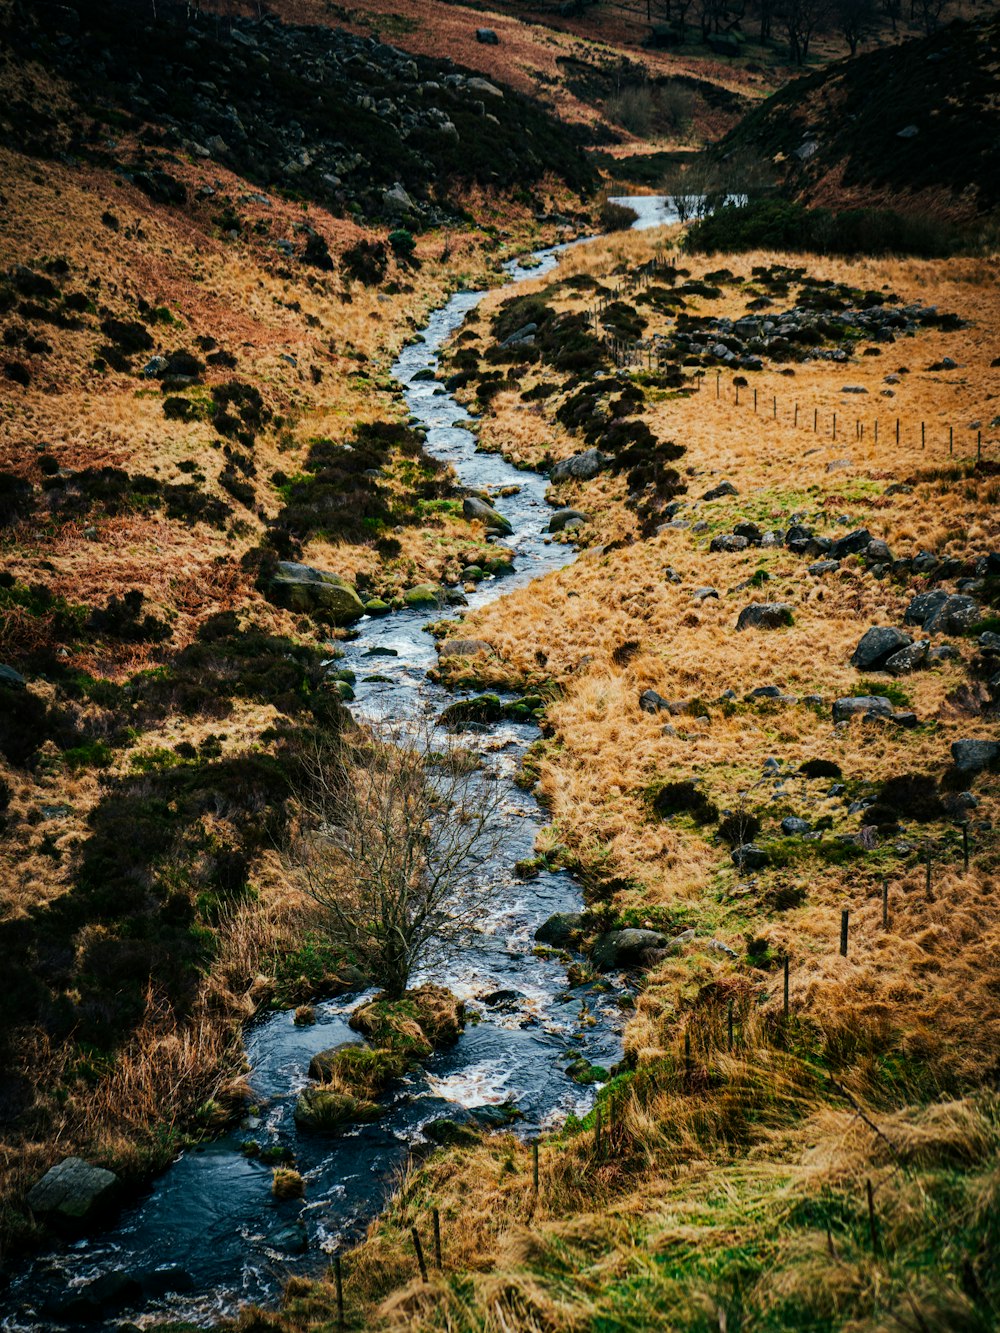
[715,13,1000,220]
[0,0,596,1250]
[252,232,1000,1329]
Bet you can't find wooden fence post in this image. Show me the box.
[532,1140,539,1194]
[411,1227,428,1283]
[334,1253,345,1330]
[433,1208,442,1270]
[783,956,790,1019]
[882,878,889,930]
[840,908,849,957]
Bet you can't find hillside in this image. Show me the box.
[715,13,1000,220]
[0,0,596,1258]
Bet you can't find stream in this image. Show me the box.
[3,196,673,1332]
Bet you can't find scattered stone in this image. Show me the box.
[832,695,894,722]
[535,913,584,947]
[639,689,671,713]
[808,560,840,575]
[850,626,912,670]
[0,663,26,688]
[693,586,719,601]
[710,534,749,553]
[403,583,440,608]
[550,448,606,482]
[829,528,872,560]
[922,594,980,636]
[884,641,929,674]
[26,1158,119,1225]
[590,928,668,971]
[736,602,793,631]
[731,843,768,870]
[951,739,1000,774]
[702,481,738,500]
[476,27,500,44]
[904,588,949,626]
[781,817,812,835]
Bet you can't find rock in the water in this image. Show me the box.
[850,626,912,670]
[535,912,585,946]
[590,928,667,971]
[548,507,587,533]
[736,603,793,631]
[294,1087,382,1132]
[438,637,493,658]
[550,448,606,482]
[270,562,365,623]
[951,739,1000,774]
[404,583,440,608]
[26,1157,119,1224]
[408,983,466,1046]
[832,695,894,722]
[308,1042,362,1082]
[463,495,513,534]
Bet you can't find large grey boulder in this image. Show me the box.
[475,27,499,43]
[590,928,667,971]
[884,641,929,674]
[550,449,607,483]
[548,507,587,533]
[904,589,949,626]
[951,739,1000,774]
[736,602,793,630]
[923,595,980,636]
[710,534,750,553]
[702,481,738,500]
[27,1157,119,1224]
[832,695,894,722]
[829,528,872,560]
[270,562,365,623]
[463,496,513,534]
[639,689,671,713]
[850,626,912,670]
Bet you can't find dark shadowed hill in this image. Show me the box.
[716,14,1000,220]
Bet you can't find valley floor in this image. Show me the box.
[255,230,1000,1330]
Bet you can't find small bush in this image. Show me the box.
[652,780,719,825]
[718,811,761,846]
[800,758,842,779]
[599,199,639,232]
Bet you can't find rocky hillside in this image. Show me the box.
[716,13,1000,220]
[0,0,598,1257]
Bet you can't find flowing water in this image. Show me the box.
[3,198,673,1331]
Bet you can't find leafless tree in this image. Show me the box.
[290,718,501,999]
[776,0,828,64]
[835,0,875,52]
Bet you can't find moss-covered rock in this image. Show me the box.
[293,1088,382,1132]
[269,562,365,623]
[404,584,441,609]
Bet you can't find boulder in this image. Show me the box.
[850,626,912,670]
[731,843,768,870]
[26,1157,119,1225]
[0,663,26,688]
[702,481,738,500]
[463,495,513,534]
[923,594,980,636]
[548,507,587,533]
[534,912,585,947]
[832,695,894,722]
[736,602,793,631]
[904,589,949,626]
[590,928,668,971]
[951,739,1000,774]
[308,1042,362,1082]
[475,26,499,42]
[438,637,493,658]
[884,641,929,674]
[829,528,872,560]
[864,538,894,563]
[639,689,671,713]
[809,560,840,575]
[550,449,607,482]
[403,583,440,608]
[978,631,1000,655]
[270,562,365,623]
[710,534,749,553]
[781,817,812,836]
